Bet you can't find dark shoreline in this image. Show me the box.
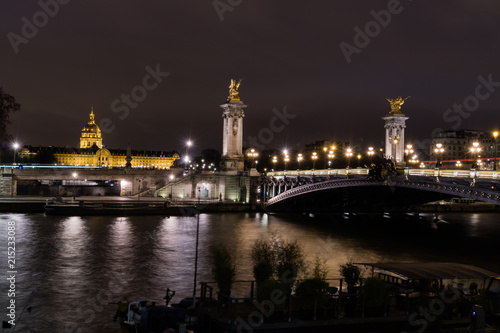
[1,196,499,214]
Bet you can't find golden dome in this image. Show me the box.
[80,107,103,149]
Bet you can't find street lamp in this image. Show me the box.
[408,155,419,165]
[470,141,481,169]
[327,150,334,169]
[12,142,19,165]
[493,131,498,170]
[297,153,303,170]
[72,172,77,201]
[392,137,399,163]
[311,152,318,170]
[434,143,444,168]
[357,154,361,167]
[367,147,374,164]
[345,148,353,168]
[323,147,328,169]
[185,140,192,169]
[247,148,259,168]
[169,174,174,200]
[455,161,462,169]
[405,144,414,165]
[272,156,277,171]
[284,153,290,171]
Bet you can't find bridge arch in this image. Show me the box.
[265,178,500,213]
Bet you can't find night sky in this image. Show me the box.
[2,1,500,155]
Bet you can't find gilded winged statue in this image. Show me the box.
[387,96,410,114]
[228,79,243,102]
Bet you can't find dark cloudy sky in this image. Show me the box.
[2,1,499,155]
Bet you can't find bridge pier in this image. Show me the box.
[0,168,16,197]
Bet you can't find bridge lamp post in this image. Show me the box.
[345,148,353,169]
[169,174,174,200]
[184,140,192,169]
[404,144,413,165]
[434,143,444,168]
[357,154,361,168]
[393,138,399,163]
[470,141,481,169]
[272,156,278,172]
[297,154,303,171]
[493,131,498,170]
[367,147,374,164]
[284,154,290,172]
[311,152,318,171]
[327,151,334,169]
[409,155,419,165]
[323,147,328,169]
[247,148,258,168]
[72,172,77,201]
[12,142,19,165]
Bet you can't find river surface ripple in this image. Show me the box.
[0,212,499,332]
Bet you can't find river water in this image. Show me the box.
[0,212,499,332]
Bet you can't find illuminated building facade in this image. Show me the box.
[20,108,179,169]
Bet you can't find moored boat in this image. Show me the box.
[44,200,197,216]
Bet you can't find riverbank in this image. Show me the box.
[0,196,499,214]
[0,196,262,213]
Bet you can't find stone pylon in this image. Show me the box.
[220,101,246,173]
[382,108,409,165]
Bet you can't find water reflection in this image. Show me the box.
[0,212,499,332]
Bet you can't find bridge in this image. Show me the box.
[262,168,500,213]
[0,166,174,197]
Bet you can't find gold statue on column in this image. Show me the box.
[387,96,410,114]
[228,79,243,102]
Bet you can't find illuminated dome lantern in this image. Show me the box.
[80,107,103,149]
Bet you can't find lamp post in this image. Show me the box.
[470,141,481,169]
[367,147,374,164]
[297,153,303,171]
[327,150,334,169]
[455,161,462,169]
[169,174,174,200]
[272,156,277,172]
[185,140,192,169]
[392,138,399,164]
[493,131,498,170]
[357,154,361,168]
[137,178,142,201]
[12,142,19,165]
[311,152,318,170]
[434,143,444,168]
[404,144,414,165]
[72,172,77,201]
[345,148,353,168]
[247,148,258,168]
[323,147,327,169]
[284,153,290,172]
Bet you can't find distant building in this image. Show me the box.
[430,129,494,161]
[20,108,179,169]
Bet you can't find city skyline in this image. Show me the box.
[2,2,499,154]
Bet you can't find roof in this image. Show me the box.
[357,262,500,280]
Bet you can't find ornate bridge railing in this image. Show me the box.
[266,168,499,179]
[266,179,500,206]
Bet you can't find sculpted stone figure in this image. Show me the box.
[387,96,410,114]
[228,79,243,102]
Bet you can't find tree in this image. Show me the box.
[209,244,236,295]
[339,262,361,293]
[0,87,21,163]
[295,256,330,312]
[251,233,304,300]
